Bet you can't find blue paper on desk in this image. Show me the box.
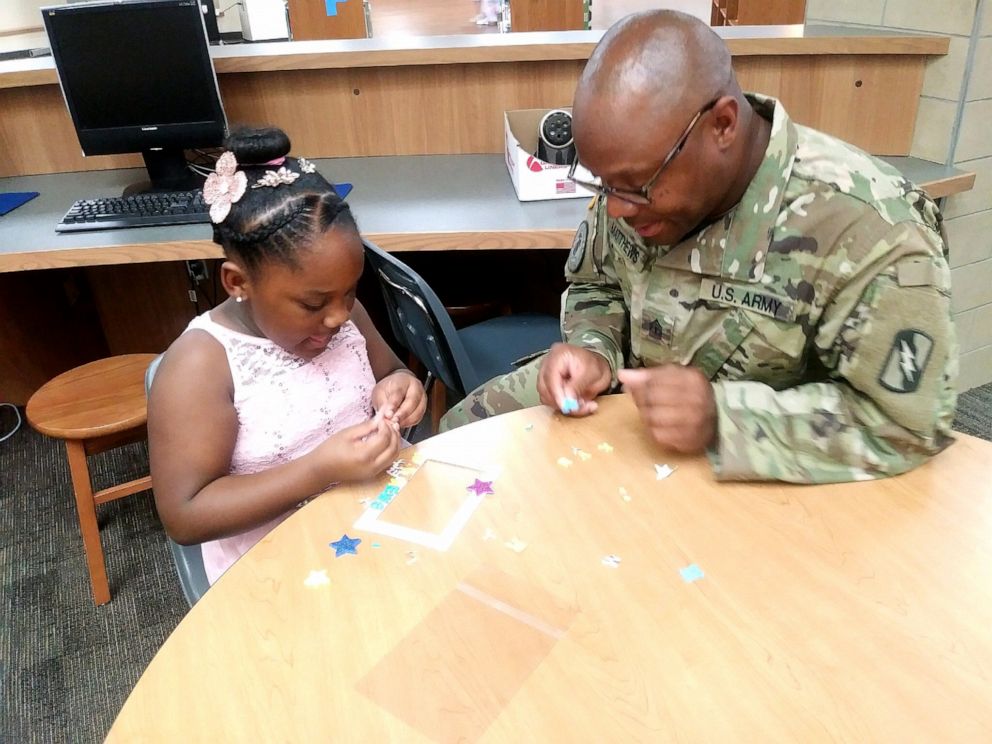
[0,191,39,216]
[333,183,353,200]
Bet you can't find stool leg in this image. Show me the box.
[65,440,111,605]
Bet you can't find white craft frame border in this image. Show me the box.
[353,457,499,551]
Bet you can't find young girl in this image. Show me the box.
[148,126,426,585]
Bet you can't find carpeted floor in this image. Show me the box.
[1,384,990,742]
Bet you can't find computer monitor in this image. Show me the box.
[43,0,228,194]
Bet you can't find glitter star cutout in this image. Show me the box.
[680,564,705,583]
[466,479,495,496]
[329,534,361,557]
[655,464,676,480]
[560,397,579,414]
[505,537,528,553]
[303,569,330,587]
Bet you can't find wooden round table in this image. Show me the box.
[107,394,992,741]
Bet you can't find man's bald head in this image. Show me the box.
[570,11,768,247]
[575,10,735,127]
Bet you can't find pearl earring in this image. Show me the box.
[235,296,244,303]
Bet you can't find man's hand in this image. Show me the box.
[537,343,613,416]
[617,365,717,453]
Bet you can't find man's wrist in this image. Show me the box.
[581,347,619,394]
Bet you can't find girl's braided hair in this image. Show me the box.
[212,126,358,274]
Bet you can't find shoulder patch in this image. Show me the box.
[878,329,933,393]
[567,221,588,273]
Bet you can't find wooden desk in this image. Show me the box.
[106,395,992,741]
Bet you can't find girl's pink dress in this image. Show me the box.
[183,311,376,584]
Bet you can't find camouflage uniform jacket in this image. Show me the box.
[563,94,957,483]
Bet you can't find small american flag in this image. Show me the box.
[555,180,576,194]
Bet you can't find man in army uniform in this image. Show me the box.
[441,10,957,483]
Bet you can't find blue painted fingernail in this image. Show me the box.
[561,397,579,414]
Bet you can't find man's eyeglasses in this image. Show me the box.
[567,96,722,206]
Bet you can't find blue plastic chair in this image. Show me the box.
[363,240,561,427]
[145,354,210,608]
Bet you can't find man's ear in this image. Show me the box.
[220,260,250,302]
[710,96,740,152]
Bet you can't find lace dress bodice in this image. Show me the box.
[183,311,376,583]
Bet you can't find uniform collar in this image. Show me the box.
[655,93,798,282]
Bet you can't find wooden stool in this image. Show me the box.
[26,354,157,606]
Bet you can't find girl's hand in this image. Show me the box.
[316,417,402,483]
[371,370,427,428]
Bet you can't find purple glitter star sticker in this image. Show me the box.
[329,534,361,557]
[466,478,495,496]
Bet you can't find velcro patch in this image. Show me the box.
[566,221,589,273]
[878,329,933,393]
[640,315,675,346]
[608,221,642,267]
[699,278,796,322]
[897,258,940,287]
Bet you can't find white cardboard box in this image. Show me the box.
[504,108,595,201]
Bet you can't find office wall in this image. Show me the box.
[807,0,992,391]
[0,1,239,35]
[0,0,59,33]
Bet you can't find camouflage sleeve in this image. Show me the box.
[710,222,957,483]
[561,198,630,380]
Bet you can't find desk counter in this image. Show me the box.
[0,25,949,89]
[0,154,975,273]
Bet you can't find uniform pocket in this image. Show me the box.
[689,309,756,380]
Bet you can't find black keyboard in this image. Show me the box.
[56,190,210,233]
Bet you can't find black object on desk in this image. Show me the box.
[536,110,576,166]
[0,47,50,62]
[55,190,210,233]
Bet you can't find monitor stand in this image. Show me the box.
[122,148,206,196]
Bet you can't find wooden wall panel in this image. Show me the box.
[287,0,368,40]
[218,60,586,157]
[84,263,197,356]
[0,85,141,178]
[734,55,924,155]
[0,270,109,406]
[509,0,585,32]
[0,54,924,177]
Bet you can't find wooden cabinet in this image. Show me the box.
[508,0,586,32]
[711,0,806,26]
[287,0,370,40]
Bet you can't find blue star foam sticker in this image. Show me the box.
[329,534,362,557]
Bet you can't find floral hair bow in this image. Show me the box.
[203,151,248,224]
[251,157,317,189]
